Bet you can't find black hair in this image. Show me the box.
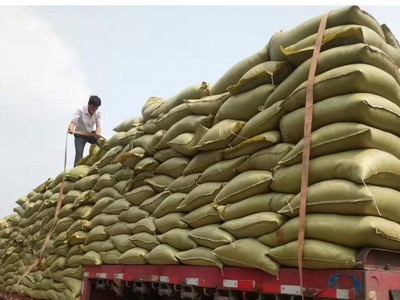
[88,95,101,107]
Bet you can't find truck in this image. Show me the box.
[2,248,400,300]
[2,5,400,300]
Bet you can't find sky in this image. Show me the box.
[0,3,399,218]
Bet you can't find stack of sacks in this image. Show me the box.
[0,82,214,298]
[260,6,400,269]
[180,61,294,275]
[0,166,91,300]
[35,168,92,300]
[4,6,400,299]
[0,215,26,295]
[62,82,213,269]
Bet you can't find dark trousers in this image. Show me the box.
[74,132,98,166]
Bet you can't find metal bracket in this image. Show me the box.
[203,287,214,297]
[214,289,239,300]
[181,285,201,300]
[357,248,400,272]
[133,281,149,294]
[391,290,400,300]
[158,283,176,297]
[255,293,267,300]
[111,281,124,297]
[151,281,159,290]
[95,279,108,290]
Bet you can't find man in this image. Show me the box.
[68,95,102,166]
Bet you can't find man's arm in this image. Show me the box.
[95,126,102,137]
[69,108,82,134]
[95,111,102,137]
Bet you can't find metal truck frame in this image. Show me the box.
[1,248,400,300]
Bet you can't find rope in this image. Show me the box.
[74,130,105,140]
[297,12,330,300]
[13,132,69,294]
[39,132,68,259]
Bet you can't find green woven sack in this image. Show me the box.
[228,61,293,95]
[268,6,384,61]
[271,149,400,194]
[268,239,357,269]
[214,171,273,205]
[210,47,269,95]
[214,84,275,123]
[280,93,400,143]
[279,179,400,223]
[265,44,400,107]
[280,122,400,166]
[213,238,279,276]
[176,247,223,268]
[260,214,400,251]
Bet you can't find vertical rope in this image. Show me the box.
[13,132,69,294]
[39,132,68,260]
[298,12,330,299]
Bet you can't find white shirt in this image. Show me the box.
[72,105,102,132]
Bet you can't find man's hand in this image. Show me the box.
[68,122,75,135]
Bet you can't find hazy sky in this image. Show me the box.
[0,5,399,218]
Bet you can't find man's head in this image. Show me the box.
[88,95,101,115]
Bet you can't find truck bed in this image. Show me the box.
[2,248,400,300]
